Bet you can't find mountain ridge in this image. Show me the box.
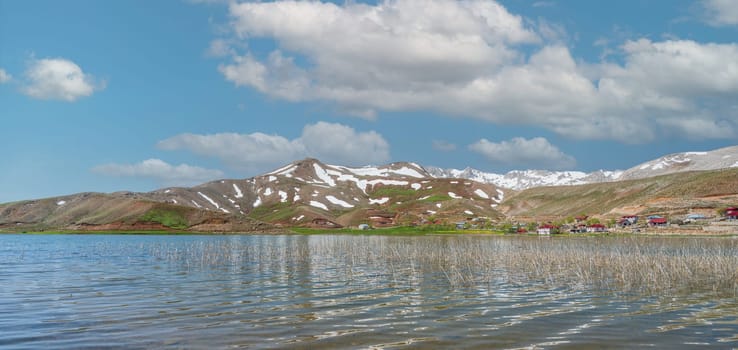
[1,145,737,232]
[427,145,738,190]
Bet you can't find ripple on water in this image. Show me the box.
[0,234,736,349]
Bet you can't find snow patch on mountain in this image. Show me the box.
[198,192,223,210]
[232,184,243,198]
[310,201,328,211]
[325,195,354,208]
[369,197,390,205]
[313,164,337,187]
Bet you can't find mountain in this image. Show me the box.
[0,159,505,232]
[617,145,738,180]
[2,146,737,232]
[425,166,622,190]
[426,145,738,190]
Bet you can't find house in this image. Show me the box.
[586,223,607,233]
[618,215,638,227]
[455,222,467,229]
[685,214,706,223]
[569,224,587,233]
[726,207,738,220]
[537,224,557,235]
[686,214,706,220]
[358,224,371,230]
[648,217,668,227]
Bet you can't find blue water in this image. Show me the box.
[0,234,736,349]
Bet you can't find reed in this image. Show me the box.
[148,235,738,297]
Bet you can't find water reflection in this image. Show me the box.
[0,234,736,349]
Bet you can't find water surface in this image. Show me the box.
[1,234,736,349]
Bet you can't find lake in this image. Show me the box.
[1,234,736,349]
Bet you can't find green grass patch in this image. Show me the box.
[370,187,417,198]
[418,195,452,202]
[140,208,188,229]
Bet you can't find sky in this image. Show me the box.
[1,0,738,202]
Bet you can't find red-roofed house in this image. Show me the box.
[726,207,738,220]
[586,223,607,233]
[648,217,668,227]
[537,224,558,235]
[618,215,638,227]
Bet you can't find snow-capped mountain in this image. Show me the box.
[424,166,623,191]
[618,145,738,180]
[2,158,507,232]
[426,145,738,190]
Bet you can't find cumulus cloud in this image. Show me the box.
[92,159,224,186]
[300,122,390,165]
[702,0,738,26]
[22,58,103,101]
[157,122,390,171]
[469,137,576,170]
[0,69,11,83]
[209,0,738,143]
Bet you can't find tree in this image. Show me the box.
[526,222,538,232]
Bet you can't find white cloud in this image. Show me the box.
[22,58,102,101]
[300,122,390,165]
[157,122,390,171]
[206,39,233,57]
[432,140,457,152]
[702,0,738,26]
[211,0,738,143]
[0,69,11,83]
[92,159,224,186]
[158,131,306,169]
[469,137,576,170]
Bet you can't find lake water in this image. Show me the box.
[1,234,737,349]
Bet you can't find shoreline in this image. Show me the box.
[3,227,737,237]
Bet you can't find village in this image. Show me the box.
[302,206,738,235]
[494,206,738,235]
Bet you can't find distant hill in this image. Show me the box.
[500,168,738,220]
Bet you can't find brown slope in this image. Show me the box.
[0,192,275,233]
[500,168,738,220]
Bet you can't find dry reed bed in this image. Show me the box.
[150,236,738,296]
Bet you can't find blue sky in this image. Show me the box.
[1,0,737,202]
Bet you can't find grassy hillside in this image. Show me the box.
[501,168,738,219]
